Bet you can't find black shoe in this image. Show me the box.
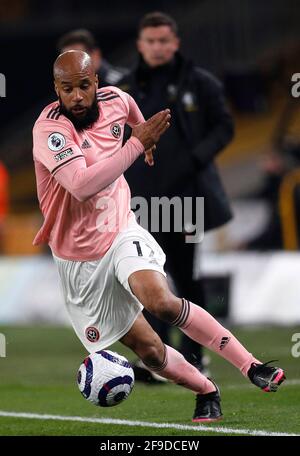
[132,360,168,385]
[192,380,222,423]
[248,360,286,392]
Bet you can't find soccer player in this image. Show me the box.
[32,50,285,422]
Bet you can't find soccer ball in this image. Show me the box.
[77,350,135,407]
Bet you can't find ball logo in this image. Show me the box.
[48,132,66,152]
[110,123,121,139]
[85,326,100,343]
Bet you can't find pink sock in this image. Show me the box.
[149,344,216,394]
[173,300,260,377]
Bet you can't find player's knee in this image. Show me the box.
[149,292,181,323]
[140,343,164,369]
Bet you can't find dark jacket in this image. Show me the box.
[99,58,129,87]
[119,53,234,231]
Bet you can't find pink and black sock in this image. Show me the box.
[171,299,260,377]
[144,344,216,395]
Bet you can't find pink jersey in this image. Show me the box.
[33,87,145,260]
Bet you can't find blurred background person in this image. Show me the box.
[57,28,128,87]
[119,11,234,381]
[238,42,300,251]
[241,138,300,251]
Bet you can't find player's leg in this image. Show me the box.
[128,270,286,392]
[120,313,217,392]
[141,225,172,347]
[161,231,204,368]
[134,231,204,382]
[120,311,222,422]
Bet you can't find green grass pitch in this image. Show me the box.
[0,325,299,436]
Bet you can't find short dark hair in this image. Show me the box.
[57,29,98,54]
[138,11,178,36]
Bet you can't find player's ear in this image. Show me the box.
[136,38,142,53]
[95,73,99,89]
[54,80,59,98]
[174,36,180,51]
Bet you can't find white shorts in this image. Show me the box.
[53,222,166,352]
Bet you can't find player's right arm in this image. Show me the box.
[33,111,170,203]
[33,118,145,202]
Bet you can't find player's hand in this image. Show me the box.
[144,145,156,166]
[132,109,171,151]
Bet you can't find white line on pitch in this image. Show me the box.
[0,411,298,436]
[222,378,300,390]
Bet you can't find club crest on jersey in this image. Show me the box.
[110,123,121,139]
[85,326,100,343]
[48,132,66,152]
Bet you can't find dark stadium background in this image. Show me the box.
[2,1,300,129]
[0,0,300,439]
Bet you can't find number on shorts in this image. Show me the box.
[133,241,143,256]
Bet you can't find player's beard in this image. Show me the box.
[59,93,99,131]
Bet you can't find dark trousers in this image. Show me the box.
[143,230,205,365]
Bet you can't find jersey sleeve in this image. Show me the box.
[126,93,145,127]
[101,87,145,127]
[32,119,85,175]
[54,136,144,202]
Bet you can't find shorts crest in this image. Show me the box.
[85,326,100,343]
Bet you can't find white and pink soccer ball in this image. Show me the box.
[77,350,135,407]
